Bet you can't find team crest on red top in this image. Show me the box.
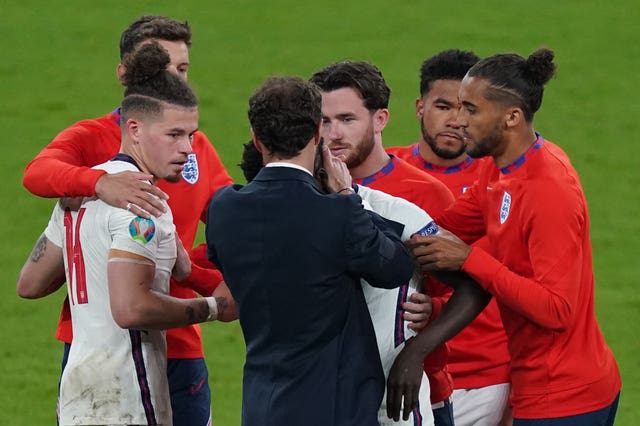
[129,217,156,243]
[500,191,511,224]
[182,153,199,184]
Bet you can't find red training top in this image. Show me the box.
[438,136,621,418]
[354,155,456,405]
[23,108,233,359]
[387,144,511,390]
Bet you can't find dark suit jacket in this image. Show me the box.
[206,166,413,426]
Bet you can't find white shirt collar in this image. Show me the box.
[265,162,313,176]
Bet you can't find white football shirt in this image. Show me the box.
[45,159,176,426]
[358,185,436,426]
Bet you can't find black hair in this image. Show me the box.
[419,49,480,95]
[468,47,556,122]
[239,140,263,182]
[248,76,321,159]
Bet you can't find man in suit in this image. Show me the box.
[205,76,415,426]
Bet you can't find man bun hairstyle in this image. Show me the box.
[523,48,556,87]
[468,47,556,122]
[121,42,198,121]
[248,76,321,159]
[310,61,391,110]
[120,15,191,60]
[419,49,480,95]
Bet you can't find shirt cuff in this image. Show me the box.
[82,168,108,196]
[461,246,503,291]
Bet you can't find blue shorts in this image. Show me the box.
[433,398,454,426]
[60,344,212,426]
[167,357,212,426]
[513,393,620,426]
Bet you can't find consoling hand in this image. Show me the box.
[95,171,168,218]
[406,228,472,272]
[321,143,353,193]
[403,292,432,330]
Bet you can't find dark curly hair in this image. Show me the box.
[248,76,321,159]
[239,140,263,182]
[419,49,480,96]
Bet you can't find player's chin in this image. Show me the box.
[163,172,183,183]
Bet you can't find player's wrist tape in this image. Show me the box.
[205,297,218,321]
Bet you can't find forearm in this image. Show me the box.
[463,247,573,331]
[412,274,490,357]
[212,282,238,322]
[113,290,230,330]
[109,254,226,329]
[174,263,223,297]
[17,271,65,299]
[23,156,104,197]
[17,234,66,299]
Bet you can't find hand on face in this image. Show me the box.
[320,142,353,193]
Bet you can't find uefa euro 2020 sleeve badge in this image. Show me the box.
[129,217,156,244]
[182,153,199,184]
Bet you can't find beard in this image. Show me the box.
[342,121,376,169]
[164,172,183,183]
[464,123,503,159]
[421,120,466,160]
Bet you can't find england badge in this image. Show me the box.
[182,153,199,184]
[500,191,511,224]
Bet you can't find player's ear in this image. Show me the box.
[116,63,126,86]
[126,119,142,143]
[373,108,389,134]
[415,98,424,119]
[505,107,523,129]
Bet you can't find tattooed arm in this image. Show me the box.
[17,233,66,299]
[212,281,238,322]
[108,249,234,330]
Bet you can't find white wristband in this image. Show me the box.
[205,297,218,321]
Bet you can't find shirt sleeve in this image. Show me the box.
[461,179,584,331]
[109,209,162,262]
[43,202,65,248]
[23,123,107,198]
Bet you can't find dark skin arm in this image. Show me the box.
[386,236,490,421]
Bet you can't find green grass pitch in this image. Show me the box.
[1,1,638,424]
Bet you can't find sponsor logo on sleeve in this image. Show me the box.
[182,153,199,184]
[129,217,156,244]
[500,191,511,224]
